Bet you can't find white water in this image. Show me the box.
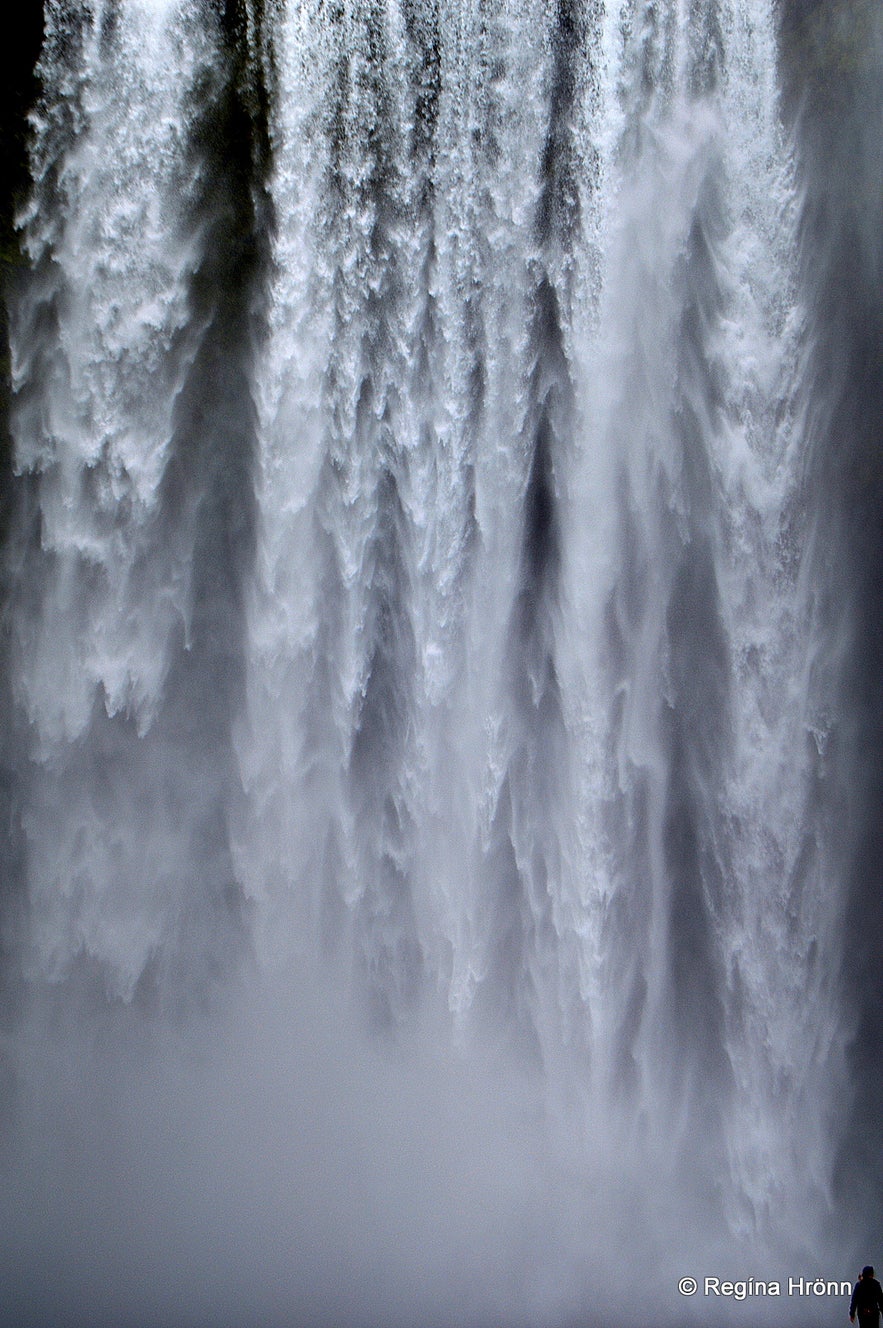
[2,0,865,1323]
[9,0,212,996]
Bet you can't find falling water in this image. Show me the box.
[1,1,882,1324]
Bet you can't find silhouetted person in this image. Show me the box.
[850,1267,883,1326]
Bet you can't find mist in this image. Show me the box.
[0,963,850,1328]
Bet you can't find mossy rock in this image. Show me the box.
[781,0,882,97]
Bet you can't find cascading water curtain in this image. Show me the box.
[1,1,881,1325]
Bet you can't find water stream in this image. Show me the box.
[2,2,882,1324]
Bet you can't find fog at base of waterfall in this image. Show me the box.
[0,962,849,1328]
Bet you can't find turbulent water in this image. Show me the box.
[2,1,882,1325]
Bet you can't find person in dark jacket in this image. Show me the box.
[850,1266,883,1325]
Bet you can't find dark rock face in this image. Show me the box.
[778,0,883,1237]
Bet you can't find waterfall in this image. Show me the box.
[1,1,881,1324]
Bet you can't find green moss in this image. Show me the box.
[780,0,881,103]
